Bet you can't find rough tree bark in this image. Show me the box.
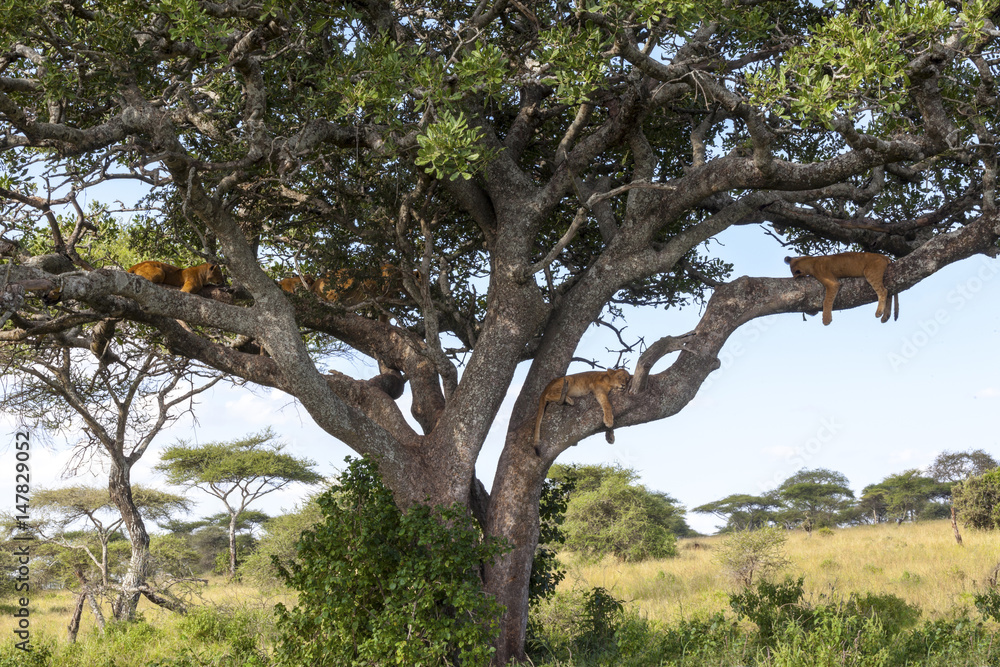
[2,3,1000,663]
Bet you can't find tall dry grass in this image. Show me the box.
[9,574,291,665]
[561,519,1000,622]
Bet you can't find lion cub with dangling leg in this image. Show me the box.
[785,252,898,325]
[533,368,631,453]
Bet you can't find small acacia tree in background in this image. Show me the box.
[776,469,855,532]
[274,457,504,667]
[929,449,999,544]
[155,429,323,578]
[7,484,189,640]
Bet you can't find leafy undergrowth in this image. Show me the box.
[7,520,1000,666]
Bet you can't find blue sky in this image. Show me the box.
[3,217,999,537]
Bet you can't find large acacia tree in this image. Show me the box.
[3,1,1000,661]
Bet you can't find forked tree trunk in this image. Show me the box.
[67,593,85,643]
[107,459,150,621]
[73,565,105,634]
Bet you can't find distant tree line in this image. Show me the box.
[695,450,998,534]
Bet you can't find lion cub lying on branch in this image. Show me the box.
[785,252,898,326]
[277,265,411,307]
[534,368,631,452]
[128,261,225,294]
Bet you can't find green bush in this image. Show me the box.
[0,636,53,667]
[525,586,626,665]
[273,457,505,667]
[577,586,624,653]
[554,464,684,561]
[715,525,790,587]
[846,592,921,635]
[974,587,1000,623]
[729,576,808,642]
[952,468,1000,530]
[766,607,890,667]
[179,606,266,660]
[616,612,743,666]
[239,494,324,589]
[889,616,995,665]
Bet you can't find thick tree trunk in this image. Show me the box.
[108,459,150,621]
[485,445,547,666]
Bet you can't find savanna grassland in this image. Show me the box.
[4,520,1000,666]
[563,520,1000,623]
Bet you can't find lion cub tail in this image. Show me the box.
[882,292,900,323]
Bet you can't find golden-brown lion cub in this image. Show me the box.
[785,252,898,326]
[534,368,631,449]
[128,261,225,294]
[277,274,316,293]
[310,264,405,307]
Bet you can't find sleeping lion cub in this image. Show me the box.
[128,261,225,294]
[534,368,631,450]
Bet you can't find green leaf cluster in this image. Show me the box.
[750,1,996,124]
[537,22,612,104]
[153,0,228,49]
[273,457,505,667]
[416,111,494,181]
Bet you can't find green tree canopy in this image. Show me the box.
[862,470,950,523]
[29,485,188,588]
[776,468,855,530]
[928,449,999,483]
[693,493,783,532]
[154,429,323,577]
[953,468,1000,530]
[5,0,1000,659]
[549,464,692,561]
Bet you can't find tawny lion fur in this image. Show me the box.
[785,252,898,326]
[128,261,225,294]
[533,368,631,447]
[309,264,408,307]
[277,274,317,293]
